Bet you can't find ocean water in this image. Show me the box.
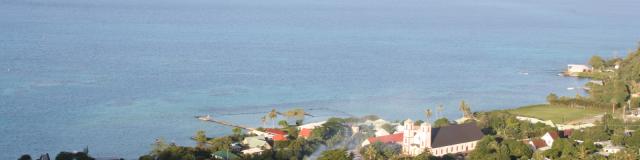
[1,0,640,159]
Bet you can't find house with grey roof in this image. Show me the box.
[242,135,271,150]
[401,119,484,156]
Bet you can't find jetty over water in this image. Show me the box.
[195,115,256,131]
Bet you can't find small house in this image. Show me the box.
[541,131,559,147]
[298,128,313,139]
[242,136,271,149]
[249,128,288,141]
[527,139,550,151]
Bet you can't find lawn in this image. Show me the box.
[507,104,604,124]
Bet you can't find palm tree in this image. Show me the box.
[232,127,242,136]
[194,130,207,149]
[364,145,377,160]
[459,101,466,118]
[260,116,267,127]
[459,100,472,119]
[285,108,305,125]
[424,109,433,122]
[268,109,278,128]
[278,120,289,128]
[577,143,588,159]
[293,109,305,121]
[436,105,444,119]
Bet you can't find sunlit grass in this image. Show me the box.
[507,104,604,124]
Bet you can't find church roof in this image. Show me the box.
[430,123,484,148]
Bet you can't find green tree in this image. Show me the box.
[151,138,168,156]
[268,109,278,128]
[278,120,289,128]
[459,100,472,118]
[232,127,242,136]
[626,130,640,148]
[546,93,558,104]
[589,55,605,71]
[318,149,353,160]
[284,108,306,123]
[496,145,510,160]
[503,139,533,159]
[612,129,626,145]
[424,109,433,122]
[363,145,378,160]
[576,140,596,160]
[436,105,444,119]
[208,137,232,152]
[381,123,396,134]
[260,116,267,127]
[181,154,195,160]
[433,118,450,128]
[532,151,545,160]
[414,149,436,160]
[138,155,154,160]
[610,149,637,160]
[194,130,207,149]
[609,80,630,114]
[468,136,496,159]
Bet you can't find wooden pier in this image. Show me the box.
[195,115,256,131]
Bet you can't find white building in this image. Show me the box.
[567,64,592,74]
[541,131,559,147]
[595,140,624,156]
[603,145,623,155]
[401,119,484,156]
[527,139,550,151]
[296,121,326,130]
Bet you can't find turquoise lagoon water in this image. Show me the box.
[1,0,640,159]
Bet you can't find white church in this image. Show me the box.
[402,119,484,156]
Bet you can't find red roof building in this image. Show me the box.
[561,129,573,138]
[264,128,287,135]
[547,131,560,140]
[299,128,312,139]
[262,128,288,141]
[368,133,404,144]
[273,134,288,141]
[530,139,547,149]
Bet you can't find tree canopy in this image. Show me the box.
[318,149,353,160]
[433,118,450,128]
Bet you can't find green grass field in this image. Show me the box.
[507,104,604,124]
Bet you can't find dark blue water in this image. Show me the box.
[1,0,639,159]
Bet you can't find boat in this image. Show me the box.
[198,115,212,121]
